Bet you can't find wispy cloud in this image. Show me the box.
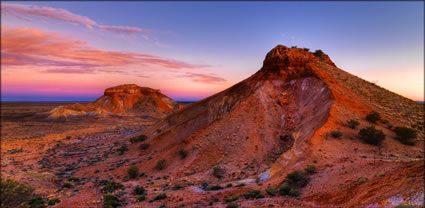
[184,72,226,84]
[98,25,151,34]
[1,3,150,34]
[1,27,225,85]
[1,27,201,70]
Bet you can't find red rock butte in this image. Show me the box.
[48,84,182,119]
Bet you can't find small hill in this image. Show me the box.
[48,84,182,119]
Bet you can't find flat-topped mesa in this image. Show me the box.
[48,84,181,119]
[260,45,335,77]
[104,84,160,96]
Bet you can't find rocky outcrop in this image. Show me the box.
[48,84,182,119]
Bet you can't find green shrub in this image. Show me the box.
[179,149,188,159]
[28,196,45,208]
[155,159,166,170]
[63,183,72,189]
[291,45,298,48]
[279,184,299,197]
[226,183,233,188]
[173,184,184,190]
[314,49,324,57]
[279,184,291,196]
[130,135,147,143]
[304,165,317,175]
[205,185,223,191]
[242,190,264,199]
[285,170,309,188]
[0,178,35,208]
[65,136,71,140]
[136,195,145,202]
[213,166,225,179]
[48,198,61,206]
[133,185,146,195]
[347,119,360,129]
[393,127,417,145]
[103,194,120,208]
[68,177,80,182]
[227,203,239,208]
[153,193,167,201]
[303,48,310,52]
[224,195,238,203]
[101,181,124,194]
[366,111,381,123]
[289,188,300,197]
[127,166,139,179]
[266,188,278,196]
[358,126,386,146]
[139,143,150,150]
[330,130,343,138]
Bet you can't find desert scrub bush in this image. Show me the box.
[366,111,381,123]
[68,177,80,182]
[27,196,45,208]
[205,184,223,191]
[224,195,239,203]
[346,119,360,129]
[284,170,309,188]
[101,181,124,194]
[213,166,225,179]
[127,166,139,179]
[313,49,324,57]
[155,159,166,170]
[133,185,146,195]
[279,184,299,197]
[303,48,310,52]
[242,190,264,199]
[65,136,71,140]
[139,143,150,150]
[173,184,184,190]
[291,45,298,48]
[153,193,167,201]
[48,198,61,206]
[358,126,386,146]
[227,203,239,208]
[62,183,72,189]
[178,149,188,159]
[103,194,120,208]
[304,165,317,175]
[0,178,35,208]
[226,183,233,188]
[330,130,343,138]
[266,188,278,196]
[136,195,146,202]
[129,134,147,143]
[393,126,417,145]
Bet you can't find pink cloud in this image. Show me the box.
[2,3,96,28]
[1,3,150,34]
[98,25,152,34]
[1,27,205,71]
[184,72,226,84]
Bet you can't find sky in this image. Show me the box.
[1,2,424,101]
